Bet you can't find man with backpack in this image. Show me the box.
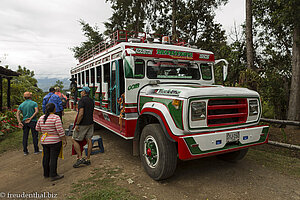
[42,87,64,121]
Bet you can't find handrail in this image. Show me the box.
[77,30,186,64]
[260,117,300,150]
[78,30,147,64]
[260,118,300,126]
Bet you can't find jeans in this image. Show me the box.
[22,121,39,153]
[42,141,62,177]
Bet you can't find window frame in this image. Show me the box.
[146,60,201,80]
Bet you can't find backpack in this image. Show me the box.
[59,94,67,108]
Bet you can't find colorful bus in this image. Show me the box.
[70,30,269,180]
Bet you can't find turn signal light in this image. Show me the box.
[172,99,181,109]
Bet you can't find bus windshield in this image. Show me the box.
[147,60,200,80]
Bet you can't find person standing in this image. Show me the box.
[42,87,64,120]
[72,86,94,168]
[54,87,67,109]
[16,92,40,155]
[70,77,78,109]
[36,103,67,181]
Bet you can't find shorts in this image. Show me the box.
[72,124,94,141]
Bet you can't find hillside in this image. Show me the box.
[37,78,70,92]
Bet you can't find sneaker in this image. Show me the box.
[51,174,64,181]
[83,159,91,166]
[73,158,85,168]
[24,152,29,156]
[34,150,42,155]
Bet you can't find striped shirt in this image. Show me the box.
[36,114,65,144]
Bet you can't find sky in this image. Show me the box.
[0,0,244,79]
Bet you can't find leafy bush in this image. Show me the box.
[0,109,19,137]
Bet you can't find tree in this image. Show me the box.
[253,0,300,120]
[245,0,255,71]
[71,19,104,60]
[171,0,177,42]
[288,5,300,122]
[52,80,64,90]
[2,66,42,108]
[104,0,147,35]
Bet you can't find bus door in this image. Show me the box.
[110,60,120,115]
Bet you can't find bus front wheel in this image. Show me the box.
[139,124,177,181]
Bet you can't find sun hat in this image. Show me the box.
[78,86,90,93]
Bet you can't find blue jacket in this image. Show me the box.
[42,92,63,113]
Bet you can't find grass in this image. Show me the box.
[248,146,300,177]
[68,168,139,200]
[0,130,30,154]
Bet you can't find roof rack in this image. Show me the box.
[78,30,147,63]
[78,30,186,64]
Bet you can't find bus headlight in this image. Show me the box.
[249,100,258,116]
[191,101,206,121]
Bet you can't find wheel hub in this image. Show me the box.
[146,148,152,156]
[144,135,159,168]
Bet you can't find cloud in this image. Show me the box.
[0,0,112,78]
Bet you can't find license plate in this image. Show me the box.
[226,132,239,143]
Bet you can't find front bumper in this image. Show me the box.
[177,125,269,160]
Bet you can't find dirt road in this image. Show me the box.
[0,111,299,200]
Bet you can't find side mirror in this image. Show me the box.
[122,48,136,78]
[215,59,229,81]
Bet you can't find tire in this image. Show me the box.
[217,148,249,162]
[139,124,177,181]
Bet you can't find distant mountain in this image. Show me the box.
[37,78,71,92]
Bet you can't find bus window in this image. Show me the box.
[119,59,125,95]
[200,64,212,80]
[81,71,85,85]
[134,59,145,79]
[96,66,101,83]
[104,64,110,83]
[86,70,90,86]
[91,68,95,84]
[103,63,110,106]
[147,61,200,80]
[77,73,80,85]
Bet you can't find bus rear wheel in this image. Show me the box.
[140,124,177,181]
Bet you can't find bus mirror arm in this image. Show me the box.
[122,49,136,58]
[215,59,228,82]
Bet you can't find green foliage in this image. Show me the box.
[104,0,147,35]
[71,19,104,60]
[2,66,43,108]
[261,100,275,119]
[1,66,44,127]
[250,0,300,119]
[52,80,64,90]
[0,109,18,137]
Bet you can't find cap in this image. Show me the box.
[78,86,90,93]
[23,92,32,98]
